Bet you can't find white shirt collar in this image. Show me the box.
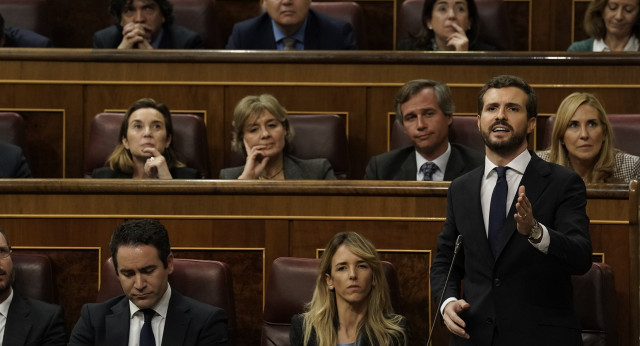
[483,149,531,180]
[593,35,639,51]
[129,284,171,319]
[0,288,13,318]
[415,142,451,180]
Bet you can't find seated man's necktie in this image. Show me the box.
[420,162,439,181]
[282,37,296,50]
[140,308,156,346]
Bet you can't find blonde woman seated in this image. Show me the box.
[290,232,407,346]
[537,92,640,183]
[92,98,199,179]
[220,94,336,180]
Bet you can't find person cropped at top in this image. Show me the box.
[397,0,495,51]
[290,232,408,346]
[219,94,336,180]
[568,0,640,51]
[0,12,53,47]
[225,0,357,50]
[0,141,32,178]
[92,98,199,179]
[93,0,203,49]
[537,92,640,183]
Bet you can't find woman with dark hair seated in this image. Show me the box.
[290,232,407,346]
[219,94,335,180]
[92,98,199,179]
[398,0,495,51]
[537,92,640,183]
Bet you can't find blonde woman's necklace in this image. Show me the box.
[259,167,283,180]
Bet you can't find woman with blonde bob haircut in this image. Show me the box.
[290,232,407,346]
[538,92,640,183]
[220,94,335,180]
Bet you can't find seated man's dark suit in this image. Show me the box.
[363,143,483,180]
[3,26,53,47]
[4,291,67,345]
[225,9,357,50]
[69,290,228,346]
[92,25,204,49]
[0,141,32,178]
[430,152,592,346]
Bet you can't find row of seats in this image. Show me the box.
[0,0,512,50]
[4,111,640,179]
[12,253,618,346]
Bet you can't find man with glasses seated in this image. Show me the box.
[0,228,67,345]
[93,0,203,49]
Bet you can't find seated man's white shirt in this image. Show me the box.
[128,284,171,346]
[415,142,451,181]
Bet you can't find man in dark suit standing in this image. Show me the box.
[364,79,483,181]
[0,228,67,345]
[69,219,228,346]
[430,75,592,345]
[226,0,357,50]
[93,0,203,49]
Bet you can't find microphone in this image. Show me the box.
[427,234,463,346]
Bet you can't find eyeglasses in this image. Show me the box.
[0,247,11,259]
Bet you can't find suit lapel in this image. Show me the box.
[105,297,132,345]
[444,145,464,180]
[162,291,191,346]
[283,155,304,179]
[495,153,551,259]
[394,150,417,180]
[461,167,496,265]
[4,293,32,345]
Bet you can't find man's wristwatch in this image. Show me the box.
[528,220,543,243]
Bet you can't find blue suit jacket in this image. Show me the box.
[226,10,357,50]
[69,290,228,346]
[92,25,203,49]
[3,26,52,47]
[4,291,67,346]
[430,152,592,346]
[363,143,483,181]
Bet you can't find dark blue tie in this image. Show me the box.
[420,162,439,181]
[140,309,156,346]
[488,166,509,257]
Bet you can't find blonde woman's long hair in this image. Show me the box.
[302,232,406,346]
[547,92,617,183]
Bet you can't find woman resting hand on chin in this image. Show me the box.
[91,98,199,179]
[219,94,336,180]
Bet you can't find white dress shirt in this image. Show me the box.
[128,284,172,346]
[416,142,451,181]
[0,289,13,346]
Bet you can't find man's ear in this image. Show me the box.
[166,253,174,275]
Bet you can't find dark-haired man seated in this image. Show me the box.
[93,0,203,49]
[69,219,228,345]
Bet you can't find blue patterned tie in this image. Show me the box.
[488,166,509,257]
[140,309,156,346]
[420,162,439,181]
